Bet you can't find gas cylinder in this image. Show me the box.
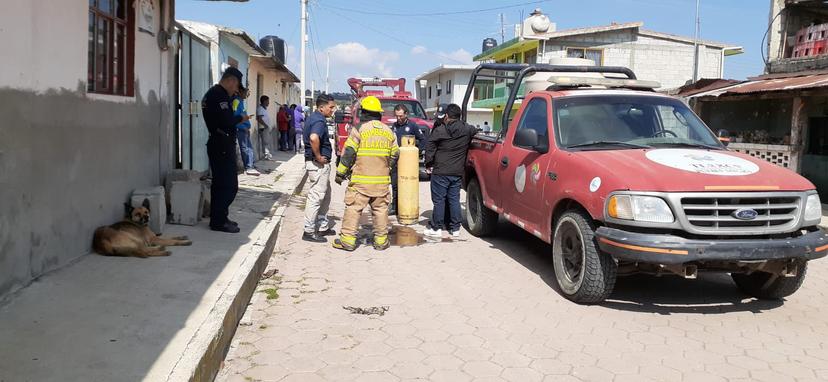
[397,135,420,225]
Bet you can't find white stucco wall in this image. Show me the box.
[417,67,493,125]
[0,0,176,300]
[0,0,170,101]
[540,30,725,89]
[417,69,476,108]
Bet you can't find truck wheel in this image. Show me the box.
[731,261,808,300]
[465,178,497,237]
[552,210,617,304]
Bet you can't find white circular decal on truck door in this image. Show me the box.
[645,149,760,176]
[515,165,527,193]
[589,177,602,192]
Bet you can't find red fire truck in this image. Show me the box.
[335,78,432,175]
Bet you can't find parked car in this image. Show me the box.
[462,63,828,304]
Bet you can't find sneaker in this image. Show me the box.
[449,230,461,239]
[245,168,261,176]
[423,228,442,238]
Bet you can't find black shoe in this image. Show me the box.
[302,232,327,243]
[228,219,239,227]
[319,228,337,236]
[211,222,240,233]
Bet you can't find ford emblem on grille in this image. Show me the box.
[732,208,759,220]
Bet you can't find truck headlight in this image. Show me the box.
[804,193,822,222]
[608,195,674,223]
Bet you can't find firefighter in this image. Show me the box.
[333,96,400,251]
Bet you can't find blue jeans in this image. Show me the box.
[279,130,290,150]
[237,129,254,169]
[430,175,462,232]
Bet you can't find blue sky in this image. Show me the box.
[177,0,768,92]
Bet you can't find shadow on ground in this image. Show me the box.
[473,214,786,315]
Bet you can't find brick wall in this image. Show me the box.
[539,30,724,89]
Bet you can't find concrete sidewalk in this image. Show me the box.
[0,151,307,382]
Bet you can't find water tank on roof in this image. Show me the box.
[482,38,498,53]
[259,35,286,64]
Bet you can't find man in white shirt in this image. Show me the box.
[256,96,274,160]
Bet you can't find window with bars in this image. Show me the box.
[88,0,134,96]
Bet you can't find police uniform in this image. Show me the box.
[334,118,400,250]
[202,76,243,232]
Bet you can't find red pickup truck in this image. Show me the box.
[462,63,828,304]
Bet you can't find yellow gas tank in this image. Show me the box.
[397,135,420,225]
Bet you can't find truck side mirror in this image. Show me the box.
[717,129,731,147]
[515,128,540,151]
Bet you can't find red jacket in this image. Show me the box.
[277,109,290,132]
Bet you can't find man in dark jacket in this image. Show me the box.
[202,67,250,233]
[389,104,426,216]
[423,103,476,238]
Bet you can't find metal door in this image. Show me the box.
[177,30,211,171]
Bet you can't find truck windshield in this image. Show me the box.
[379,100,427,119]
[554,95,723,150]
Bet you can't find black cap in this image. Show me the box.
[223,67,243,82]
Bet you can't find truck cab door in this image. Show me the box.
[498,96,553,234]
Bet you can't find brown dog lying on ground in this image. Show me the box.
[93,199,192,257]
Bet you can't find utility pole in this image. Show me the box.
[325,50,330,94]
[300,0,308,106]
[692,0,701,82]
[500,13,505,44]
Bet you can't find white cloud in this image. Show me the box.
[284,42,401,92]
[438,48,474,64]
[411,45,427,55]
[326,42,399,77]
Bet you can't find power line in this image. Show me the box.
[320,6,467,65]
[324,0,551,17]
[307,5,324,85]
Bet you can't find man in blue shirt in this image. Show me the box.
[301,94,338,243]
[232,86,259,175]
[389,104,426,216]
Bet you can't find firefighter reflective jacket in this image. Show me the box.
[337,120,400,197]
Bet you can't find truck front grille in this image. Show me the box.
[679,194,801,234]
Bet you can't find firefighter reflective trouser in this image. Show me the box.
[336,120,399,247]
[339,187,390,247]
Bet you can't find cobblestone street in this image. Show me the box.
[217,176,828,382]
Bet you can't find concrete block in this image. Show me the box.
[131,186,166,235]
[170,181,204,226]
[165,169,204,209]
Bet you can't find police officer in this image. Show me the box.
[333,96,400,251]
[389,104,425,216]
[202,67,250,233]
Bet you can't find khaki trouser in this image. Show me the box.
[304,161,332,233]
[340,187,390,246]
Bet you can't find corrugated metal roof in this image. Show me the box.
[688,72,828,98]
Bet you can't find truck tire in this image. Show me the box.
[465,178,498,237]
[552,210,617,304]
[731,261,808,300]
